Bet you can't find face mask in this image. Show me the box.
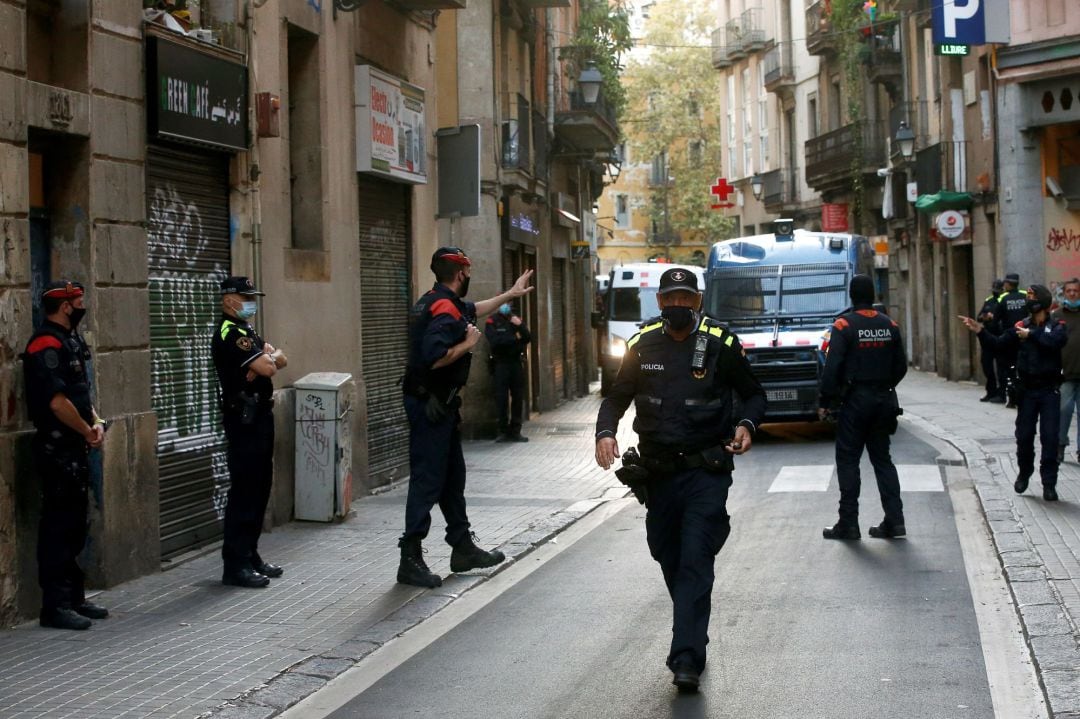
[1064,298,1080,310]
[499,304,511,316]
[459,274,471,299]
[661,306,696,332]
[68,306,86,328]
[1025,300,1042,315]
[237,301,258,320]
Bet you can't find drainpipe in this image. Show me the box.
[546,8,555,137]
[246,0,265,334]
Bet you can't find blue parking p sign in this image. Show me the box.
[932,0,1010,46]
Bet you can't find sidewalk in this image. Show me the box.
[0,391,630,719]
[900,370,1080,719]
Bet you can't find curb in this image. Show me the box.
[903,411,1080,718]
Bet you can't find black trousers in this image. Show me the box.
[999,346,1019,401]
[33,434,89,611]
[645,467,732,673]
[222,411,275,574]
[834,388,903,527]
[402,394,470,546]
[492,360,525,435]
[1015,385,1061,487]
[980,344,999,396]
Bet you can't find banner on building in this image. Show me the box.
[355,65,427,184]
[821,203,849,232]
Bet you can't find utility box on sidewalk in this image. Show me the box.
[294,373,354,522]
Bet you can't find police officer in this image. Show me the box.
[21,280,109,630]
[594,267,765,693]
[819,275,909,540]
[994,273,1029,407]
[484,303,531,442]
[398,247,534,588]
[977,278,1005,403]
[211,276,288,588]
[961,284,1067,501]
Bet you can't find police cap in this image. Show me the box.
[41,280,85,301]
[1004,272,1020,285]
[430,247,471,272]
[220,276,265,296]
[658,268,699,295]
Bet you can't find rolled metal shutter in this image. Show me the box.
[358,175,411,482]
[147,146,231,560]
[551,258,567,398]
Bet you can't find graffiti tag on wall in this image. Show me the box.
[1047,227,1080,253]
[298,394,332,489]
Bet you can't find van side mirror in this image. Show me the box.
[591,310,604,328]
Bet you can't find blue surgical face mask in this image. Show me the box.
[1064,298,1080,310]
[499,303,512,316]
[237,300,258,320]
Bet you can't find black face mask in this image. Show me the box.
[1026,299,1042,316]
[68,306,87,328]
[459,274,470,299]
[661,306,696,332]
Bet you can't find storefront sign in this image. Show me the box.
[935,210,966,239]
[146,35,248,152]
[821,203,849,232]
[355,65,427,184]
[504,194,541,246]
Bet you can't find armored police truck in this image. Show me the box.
[703,222,874,421]
[595,262,705,396]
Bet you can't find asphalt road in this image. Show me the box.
[320,425,995,719]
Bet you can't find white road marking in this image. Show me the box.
[897,464,944,492]
[767,465,833,492]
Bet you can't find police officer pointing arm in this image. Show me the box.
[594,267,765,693]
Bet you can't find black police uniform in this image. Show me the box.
[979,312,1067,492]
[994,286,1029,404]
[596,315,765,675]
[211,309,276,581]
[22,318,95,616]
[976,289,1004,400]
[819,305,908,535]
[402,282,476,546]
[484,312,531,440]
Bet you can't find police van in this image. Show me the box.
[703,222,874,420]
[595,262,705,395]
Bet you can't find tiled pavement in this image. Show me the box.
[0,391,631,719]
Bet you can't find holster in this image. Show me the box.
[615,447,650,504]
[226,393,262,425]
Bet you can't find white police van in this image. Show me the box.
[594,262,706,396]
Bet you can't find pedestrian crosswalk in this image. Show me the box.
[766,465,943,493]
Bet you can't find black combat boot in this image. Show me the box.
[40,607,91,631]
[450,533,506,573]
[822,522,861,540]
[1014,474,1030,494]
[868,520,906,538]
[397,536,442,588]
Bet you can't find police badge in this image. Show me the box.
[236,337,254,351]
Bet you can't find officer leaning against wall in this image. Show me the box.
[21,280,109,630]
[594,267,765,693]
[211,276,288,589]
[961,284,1067,501]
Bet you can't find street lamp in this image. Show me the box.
[750,174,764,201]
[894,120,916,161]
[578,63,603,105]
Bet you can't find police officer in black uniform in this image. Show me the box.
[961,284,1068,501]
[819,275,909,540]
[595,268,765,693]
[21,280,109,630]
[484,303,531,442]
[994,273,1029,407]
[211,276,288,588]
[398,247,534,588]
[977,279,1005,402]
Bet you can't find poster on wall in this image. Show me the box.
[822,203,849,232]
[355,65,427,185]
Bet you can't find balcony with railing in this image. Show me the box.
[761,167,801,210]
[806,0,837,55]
[804,120,887,191]
[711,27,733,69]
[554,60,619,154]
[763,42,796,93]
[861,32,902,89]
[726,18,746,60]
[502,94,532,172]
[738,8,767,53]
[916,141,971,194]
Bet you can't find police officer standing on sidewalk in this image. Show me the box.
[977,279,1005,402]
[1054,277,1080,464]
[212,276,288,588]
[594,268,765,693]
[994,273,1030,407]
[819,275,909,540]
[961,284,1068,501]
[21,281,109,630]
[397,247,534,588]
[485,303,531,442]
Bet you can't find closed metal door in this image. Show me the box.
[551,258,567,398]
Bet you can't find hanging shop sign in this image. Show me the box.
[821,203,849,232]
[355,65,427,184]
[935,210,967,239]
[146,34,248,152]
[931,0,1009,46]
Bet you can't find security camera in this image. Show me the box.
[1046,176,1065,198]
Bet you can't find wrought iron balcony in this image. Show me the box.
[739,7,767,53]
[763,42,796,93]
[806,0,837,55]
[554,90,619,153]
[804,120,887,191]
[862,34,902,89]
[726,19,746,60]
[761,167,801,210]
[711,28,733,69]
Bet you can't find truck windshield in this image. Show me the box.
[705,263,849,322]
[608,287,660,322]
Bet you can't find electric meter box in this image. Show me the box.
[294,372,354,522]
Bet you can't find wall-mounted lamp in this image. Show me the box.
[750,174,764,201]
[894,120,916,162]
[578,63,603,105]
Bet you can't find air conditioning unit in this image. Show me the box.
[552,192,580,228]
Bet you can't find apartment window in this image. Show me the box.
[651,152,668,186]
[742,68,753,178]
[689,140,704,167]
[27,0,89,92]
[287,25,323,250]
[727,76,736,176]
[759,100,769,171]
[829,76,842,130]
[502,94,531,169]
[615,194,630,228]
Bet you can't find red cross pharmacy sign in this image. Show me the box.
[710,177,735,209]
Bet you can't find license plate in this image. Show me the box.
[766,389,798,402]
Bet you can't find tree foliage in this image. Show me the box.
[561,0,634,120]
[623,0,734,247]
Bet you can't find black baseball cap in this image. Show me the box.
[1004,272,1020,285]
[658,267,699,295]
[430,247,471,271]
[220,276,264,296]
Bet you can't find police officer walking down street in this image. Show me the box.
[994,273,1029,407]
[961,284,1068,501]
[212,276,288,588]
[484,303,531,442]
[594,267,765,693]
[21,281,109,630]
[398,247,534,588]
[819,275,909,540]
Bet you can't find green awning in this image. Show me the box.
[914,191,974,213]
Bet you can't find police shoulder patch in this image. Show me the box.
[236,336,254,352]
[42,349,60,369]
